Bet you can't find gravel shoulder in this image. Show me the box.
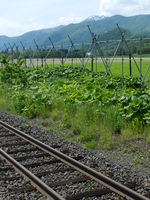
[0,110,150,199]
[95,135,150,179]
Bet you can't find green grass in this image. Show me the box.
[0,86,15,113]
[78,61,150,78]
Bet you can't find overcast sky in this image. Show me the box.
[0,0,150,36]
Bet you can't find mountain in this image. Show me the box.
[0,25,65,50]
[0,14,150,50]
[98,28,132,41]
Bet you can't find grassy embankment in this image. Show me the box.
[0,56,150,151]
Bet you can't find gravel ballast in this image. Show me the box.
[0,110,150,199]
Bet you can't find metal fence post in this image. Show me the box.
[91,55,94,75]
[129,53,132,77]
[140,37,143,82]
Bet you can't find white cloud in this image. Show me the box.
[0,16,83,37]
[99,0,150,16]
[59,16,83,24]
[0,18,45,36]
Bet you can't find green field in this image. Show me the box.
[67,61,150,79]
[95,61,150,77]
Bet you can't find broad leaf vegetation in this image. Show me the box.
[0,56,150,149]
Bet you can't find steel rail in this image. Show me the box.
[0,120,149,200]
[0,148,64,200]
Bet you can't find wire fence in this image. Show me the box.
[0,24,150,84]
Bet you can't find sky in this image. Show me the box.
[0,0,150,36]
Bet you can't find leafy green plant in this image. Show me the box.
[0,55,27,86]
[0,56,150,149]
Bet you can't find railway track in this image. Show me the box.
[0,120,149,200]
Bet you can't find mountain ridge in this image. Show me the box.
[0,14,150,50]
